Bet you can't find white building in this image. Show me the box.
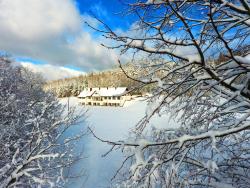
[78,87,131,107]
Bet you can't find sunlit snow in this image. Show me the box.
[60,97,177,187]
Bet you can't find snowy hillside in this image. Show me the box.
[60,97,177,187]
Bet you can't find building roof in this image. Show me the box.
[78,87,127,98]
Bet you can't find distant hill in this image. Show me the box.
[44,64,144,98]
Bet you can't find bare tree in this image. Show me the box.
[0,58,86,187]
[90,0,250,187]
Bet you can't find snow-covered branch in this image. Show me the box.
[89,0,250,187]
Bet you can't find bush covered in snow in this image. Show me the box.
[0,58,86,187]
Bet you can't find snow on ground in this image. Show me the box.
[60,97,178,188]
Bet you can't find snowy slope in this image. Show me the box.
[60,97,177,188]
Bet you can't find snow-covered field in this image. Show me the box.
[60,97,177,188]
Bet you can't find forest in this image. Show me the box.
[44,62,154,97]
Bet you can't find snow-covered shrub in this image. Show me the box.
[0,58,86,187]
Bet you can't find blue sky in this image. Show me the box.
[0,0,135,80]
[2,0,247,80]
[0,0,216,80]
[0,0,207,80]
[76,0,133,30]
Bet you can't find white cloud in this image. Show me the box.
[0,0,117,71]
[0,0,81,40]
[70,32,118,70]
[21,62,85,80]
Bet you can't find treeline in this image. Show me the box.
[44,51,245,98]
[44,64,144,98]
[215,45,250,64]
